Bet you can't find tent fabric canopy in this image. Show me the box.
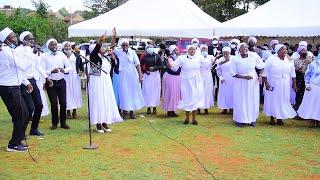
[68,0,221,38]
[215,0,320,37]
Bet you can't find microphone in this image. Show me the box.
[31,44,43,53]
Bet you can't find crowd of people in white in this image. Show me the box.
[1,26,320,152]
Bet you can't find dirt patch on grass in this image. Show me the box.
[115,148,135,157]
[305,175,320,180]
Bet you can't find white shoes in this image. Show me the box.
[96,128,105,134]
[103,127,112,133]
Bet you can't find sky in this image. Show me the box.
[0,0,88,13]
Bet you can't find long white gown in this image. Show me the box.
[65,54,82,110]
[199,55,214,109]
[263,55,297,119]
[114,49,145,111]
[216,57,234,110]
[88,57,123,125]
[171,55,205,111]
[231,52,264,124]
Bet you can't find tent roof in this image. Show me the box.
[215,0,320,37]
[68,0,220,38]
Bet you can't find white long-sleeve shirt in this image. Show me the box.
[41,51,72,81]
[15,45,48,80]
[0,45,31,86]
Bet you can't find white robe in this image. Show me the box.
[65,54,82,110]
[263,55,297,119]
[231,52,264,124]
[88,57,123,125]
[199,55,214,109]
[114,48,145,111]
[171,55,205,111]
[216,56,235,109]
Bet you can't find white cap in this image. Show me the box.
[46,38,57,48]
[248,36,257,44]
[191,38,199,44]
[222,46,231,53]
[275,44,285,53]
[269,39,279,47]
[168,45,177,54]
[19,31,32,42]
[230,38,240,45]
[0,27,13,42]
[299,41,307,47]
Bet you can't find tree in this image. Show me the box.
[58,7,69,17]
[32,0,50,18]
[83,0,127,19]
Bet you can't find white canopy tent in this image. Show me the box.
[68,0,221,38]
[215,0,320,37]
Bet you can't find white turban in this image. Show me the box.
[230,38,240,45]
[19,31,32,42]
[46,38,57,48]
[237,42,247,51]
[299,41,307,47]
[70,42,76,46]
[191,38,199,44]
[186,44,196,52]
[62,41,71,48]
[168,45,177,54]
[89,43,96,54]
[275,44,285,53]
[118,38,129,47]
[222,46,231,53]
[0,27,13,42]
[200,44,208,50]
[248,36,257,44]
[269,39,279,47]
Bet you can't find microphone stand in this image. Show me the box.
[73,50,109,150]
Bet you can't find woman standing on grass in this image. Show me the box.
[166,45,205,125]
[89,35,123,133]
[198,44,215,115]
[216,46,234,115]
[162,45,181,117]
[230,43,264,127]
[262,44,297,126]
[297,55,320,127]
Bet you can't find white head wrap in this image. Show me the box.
[248,36,257,44]
[299,41,307,47]
[0,27,13,42]
[212,36,219,44]
[19,31,32,42]
[230,38,240,45]
[70,42,76,46]
[62,41,71,48]
[169,45,177,54]
[89,43,96,54]
[269,39,279,47]
[222,46,231,53]
[46,38,57,48]
[275,44,285,53]
[237,42,247,51]
[186,44,196,52]
[200,44,208,51]
[191,38,199,44]
[118,38,130,47]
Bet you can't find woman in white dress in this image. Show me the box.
[216,47,234,114]
[114,38,145,119]
[167,45,205,125]
[88,35,123,133]
[263,44,297,126]
[297,55,320,127]
[62,41,82,119]
[230,43,264,127]
[198,44,215,114]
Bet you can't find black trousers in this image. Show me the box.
[46,79,67,126]
[20,78,43,130]
[0,86,28,145]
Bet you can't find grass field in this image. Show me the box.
[0,91,320,179]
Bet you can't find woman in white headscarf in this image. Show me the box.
[198,44,215,114]
[162,45,181,117]
[62,41,82,119]
[167,45,205,125]
[216,46,234,114]
[297,55,320,127]
[231,43,264,127]
[263,44,297,126]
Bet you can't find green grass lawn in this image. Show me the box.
[0,91,319,179]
